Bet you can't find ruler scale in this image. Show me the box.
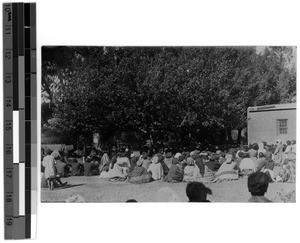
[3,3,14,239]
[3,2,37,239]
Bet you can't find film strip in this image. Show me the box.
[3,2,37,239]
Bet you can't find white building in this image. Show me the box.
[247,103,296,145]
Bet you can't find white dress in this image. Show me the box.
[42,155,56,179]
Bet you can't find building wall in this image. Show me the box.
[248,109,296,145]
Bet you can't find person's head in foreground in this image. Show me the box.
[65,194,86,203]
[126,199,137,202]
[186,182,212,202]
[247,172,272,202]
[155,187,182,202]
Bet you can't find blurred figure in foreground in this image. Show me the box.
[248,172,272,202]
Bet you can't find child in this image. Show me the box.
[42,149,67,190]
[247,172,272,202]
[186,181,212,202]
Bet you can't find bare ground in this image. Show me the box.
[41,174,296,203]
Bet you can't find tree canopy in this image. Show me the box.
[41,46,296,148]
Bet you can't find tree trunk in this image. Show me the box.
[237,128,242,145]
[227,128,233,144]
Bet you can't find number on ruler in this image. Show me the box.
[5,192,13,203]
[4,50,12,59]
[3,4,12,22]
[5,217,13,226]
[5,146,12,155]
[5,74,12,83]
[5,98,12,107]
[5,122,12,131]
[4,4,11,12]
[6,169,13,179]
[4,26,12,35]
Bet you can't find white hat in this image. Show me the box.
[174,153,181,159]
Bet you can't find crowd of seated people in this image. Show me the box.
[41,139,296,190]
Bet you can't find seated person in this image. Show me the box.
[183,157,201,182]
[83,149,100,176]
[284,140,292,155]
[212,154,239,182]
[239,152,256,175]
[55,159,68,177]
[139,149,151,170]
[275,152,296,183]
[205,154,221,172]
[158,153,169,176]
[129,155,139,172]
[179,151,189,169]
[256,152,275,181]
[107,149,130,181]
[186,181,212,202]
[234,151,244,169]
[163,149,173,169]
[99,152,110,173]
[69,156,84,176]
[218,153,227,164]
[248,143,258,158]
[54,150,71,177]
[291,140,296,153]
[147,155,163,180]
[163,157,183,183]
[247,172,272,202]
[256,152,265,166]
[127,160,151,184]
[191,151,205,177]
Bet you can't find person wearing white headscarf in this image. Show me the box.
[147,155,163,180]
[174,153,181,159]
[258,142,266,158]
[183,157,201,182]
[51,149,61,159]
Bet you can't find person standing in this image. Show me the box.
[42,149,67,190]
[274,139,284,166]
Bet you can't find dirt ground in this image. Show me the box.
[41,173,296,203]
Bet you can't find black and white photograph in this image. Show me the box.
[41,46,296,202]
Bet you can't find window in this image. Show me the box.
[277,119,288,135]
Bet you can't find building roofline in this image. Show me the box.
[248,103,296,112]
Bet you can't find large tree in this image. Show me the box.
[42,46,296,147]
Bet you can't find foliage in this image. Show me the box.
[41,46,296,148]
